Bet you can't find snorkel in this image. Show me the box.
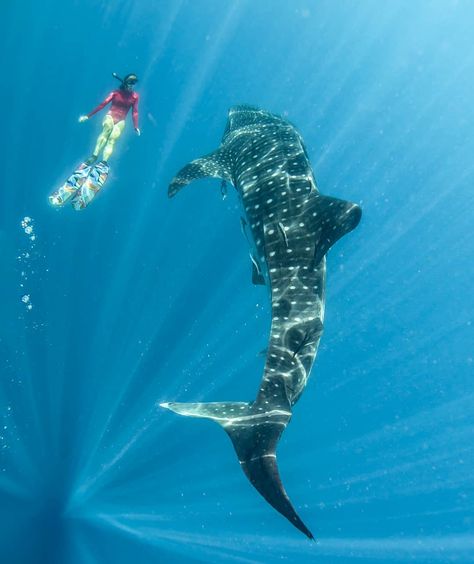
[112,72,138,92]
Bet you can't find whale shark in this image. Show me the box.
[161,105,361,539]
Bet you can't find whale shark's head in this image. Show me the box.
[222,105,285,141]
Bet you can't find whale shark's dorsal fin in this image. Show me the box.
[312,195,362,265]
[160,401,314,539]
[168,148,232,198]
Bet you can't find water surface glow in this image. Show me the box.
[1,1,474,562]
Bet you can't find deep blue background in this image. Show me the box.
[1,1,474,562]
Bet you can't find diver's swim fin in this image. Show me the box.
[160,401,314,539]
[49,161,109,210]
[72,161,109,211]
[49,162,92,207]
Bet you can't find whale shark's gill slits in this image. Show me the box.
[168,148,232,197]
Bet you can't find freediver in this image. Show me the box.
[79,73,141,165]
[48,73,141,209]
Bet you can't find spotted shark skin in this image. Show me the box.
[161,106,361,539]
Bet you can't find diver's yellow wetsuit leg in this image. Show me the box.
[92,114,115,159]
[102,119,125,161]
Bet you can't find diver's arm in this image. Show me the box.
[132,94,140,135]
[87,92,115,119]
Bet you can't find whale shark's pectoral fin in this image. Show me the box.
[242,222,265,285]
[249,253,266,285]
[240,216,248,238]
[220,180,228,200]
[312,195,362,265]
[160,401,314,539]
[168,149,232,197]
[252,262,266,285]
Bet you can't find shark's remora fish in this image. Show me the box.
[161,106,361,539]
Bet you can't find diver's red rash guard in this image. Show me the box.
[87,89,139,128]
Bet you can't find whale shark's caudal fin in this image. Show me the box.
[160,401,314,539]
[168,148,232,198]
[312,194,362,265]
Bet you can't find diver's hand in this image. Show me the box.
[135,127,141,136]
[78,115,89,123]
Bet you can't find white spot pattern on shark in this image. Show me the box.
[163,105,362,539]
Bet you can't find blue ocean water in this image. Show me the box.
[1,0,474,562]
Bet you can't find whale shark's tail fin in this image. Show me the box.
[168,149,232,198]
[160,401,314,539]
